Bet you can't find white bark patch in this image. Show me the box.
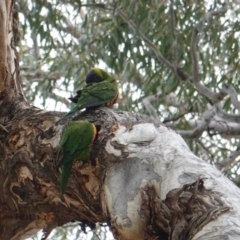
[115,123,157,144]
[18,166,33,184]
[9,220,47,240]
[105,123,157,156]
[104,155,161,239]
[105,140,122,156]
[9,212,55,240]
[104,123,240,239]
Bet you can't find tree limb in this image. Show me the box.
[117,8,175,72]
[49,92,70,106]
[0,0,22,101]
[189,119,240,138]
[191,27,199,83]
[0,0,8,93]
[177,105,217,138]
[117,7,228,102]
[170,0,177,68]
[204,2,229,21]
[142,94,161,124]
[221,84,240,112]
[215,103,240,123]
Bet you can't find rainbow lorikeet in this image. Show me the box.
[61,68,119,120]
[58,120,97,194]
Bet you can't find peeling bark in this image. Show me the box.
[1,105,240,239]
[103,120,240,240]
[1,99,240,240]
[0,103,117,239]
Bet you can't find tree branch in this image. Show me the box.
[117,7,228,102]
[217,141,240,171]
[49,92,70,106]
[20,68,64,83]
[117,8,175,72]
[170,0,177,68]
[80,3,112,10]
[189,119,240,138]
[32,33,41,67]
[0,0,8,93]
[163,106,193,124]
[0,0,22,102]
[215,103,240,123]
[222,84,240,112]
[191,27,199,83]
[204,2,229,21]
[142,95,161,124]
[177,105,217,138]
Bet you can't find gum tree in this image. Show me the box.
[1,1,240,239]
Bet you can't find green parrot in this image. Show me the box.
[61,68,120,120]
[69,67,108,103]
[58,120,97,194]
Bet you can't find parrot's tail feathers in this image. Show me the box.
[80,99,106,110]
[60,161,73,194]
[59,105,80,121]
[58,154,72,168]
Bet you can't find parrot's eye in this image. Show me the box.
[85,70,103,84]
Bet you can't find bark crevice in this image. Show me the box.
[140,179,231,240]
[0,105,122,239]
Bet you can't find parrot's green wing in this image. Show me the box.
[58,121,97,194]
[77,79,118,108]
[61,79,119,120]
[59,121,96,166]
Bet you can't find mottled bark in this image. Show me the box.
[0,102,118,239]
[1,104,240,240]
[104,119,240,240]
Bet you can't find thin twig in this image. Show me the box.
[0,124,8,132]
[217,141,240,171]
[191,27,199,83]
[117,7,228,102]
[117,8,175,72]
[49,92,70,106]
[170,0,177,68]
[32,34,41,67]
[81,3,112,10]
[197,139,214,163]
[204,2,229,21]
[163,106,193,124]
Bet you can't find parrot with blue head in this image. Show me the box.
[61,68,119,120]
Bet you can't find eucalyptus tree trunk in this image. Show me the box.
[1,1,240,240]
